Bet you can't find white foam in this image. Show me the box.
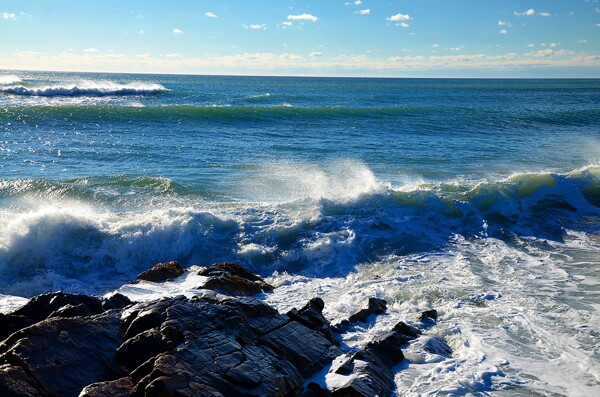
[0,75,22,85]
[0,80,166,96]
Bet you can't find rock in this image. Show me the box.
[332,297,387,333]
[302,382,329,397]
[287,298,338,346]
[420,309,438,322]
[101,293,133,311]
[137,261,184,282]
[78,377,135,397]
[0,363,41,397]
[326,320,417,397]
[0,292,105,341]
[423,336,453,357]
[199,262,274,297]
[0,312,125,397]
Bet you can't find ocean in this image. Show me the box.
[1,71,599,395]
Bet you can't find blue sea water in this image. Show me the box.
[1,71,599,395]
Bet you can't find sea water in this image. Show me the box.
[1,71,599,395]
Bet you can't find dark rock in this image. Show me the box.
[392,321,421,339]
[137,261,184,282]
[199,262,274,297]
[302,382,329,397]
[102,293,133,311]
[332,298,387,333]
[79,377,135,397]
[420,309,438,322]
[423,336,453,357]
[0,292,105,342]
[329,351,394,397]
[287,298,338,346]
[0,363,42,397]
[117,328,175,369]
[199,262,262,282]
[0,312,125,397]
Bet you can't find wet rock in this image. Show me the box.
[0,292,105,341]
[302,382,329,397]
[326,320,416,397]
[287,297,339,345]
[101,293,132,311]
[332,297,388,333]
[0,363,41,397]
[79,377,135,397]
[0,312,125,397]
[199,262,274,297]
[423,336,453,357]
[137,261,184,282]
[420,309,438,322]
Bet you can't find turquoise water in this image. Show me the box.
[1,71,600,395]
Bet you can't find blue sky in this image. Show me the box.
[1,0,599,77]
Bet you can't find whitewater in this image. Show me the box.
[1,71,599,396]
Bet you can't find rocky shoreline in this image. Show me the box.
[0,262,447,397]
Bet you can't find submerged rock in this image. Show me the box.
[137,261,184,282]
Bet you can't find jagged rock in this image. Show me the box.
[423,336,453,357]
[326,320,417,397]
[79,377,135,397]
[199,262,274,297]
[137,261,184,282]
[332,297,388,333]
[0,363,41,397]
[302,382,329,397]
[420,309,438,322]
[101,293,132,311]
[0,292,105,341]
[0,312,125,397]
[287,298,338,346]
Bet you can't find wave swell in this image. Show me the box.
[0,80,167,97]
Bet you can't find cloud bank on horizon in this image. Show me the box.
[1,0,599,77]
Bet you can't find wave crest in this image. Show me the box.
[0,80,167,97]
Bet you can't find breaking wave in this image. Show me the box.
[0,80,167,97]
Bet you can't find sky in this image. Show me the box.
[1,0,599,77]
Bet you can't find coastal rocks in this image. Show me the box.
[0,291,132,341]
[199,262,274,297]
[326,320,420,397]
[332,297,388,333]
[136,261,184,282]
[0,312,126,397]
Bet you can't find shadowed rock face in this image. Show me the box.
[0,261,445,397]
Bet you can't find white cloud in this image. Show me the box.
[244,24,266,30]
[550,42,558,47]
[432,44,440,48]
[514,9,535,16]
[281,21,292,27]
[355,1,362,4]
[498,20,507,26]
[597,23,600,27]
[205,12,218,18]
[83,48,99,53]
[3,49,600,76]
[388,13,412,22]
[359,9,370,15]
[309,52,323,57]
[166,53,182,59]
[287,13,318,22]
[1,12,16,20]
[139,30,144,35]
[539,12,551,17]
[500,29,508,34]
[173,28,183,34]
[400,22,410,28]
[527,43,535,47]
[577,39,587,43]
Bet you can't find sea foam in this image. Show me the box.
[0,80,166,96]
